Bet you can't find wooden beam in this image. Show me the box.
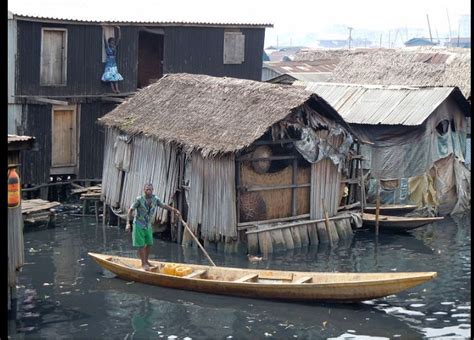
[30,97,69,106]
[236,155,301,162]
[238,183,310,192]
[184,269,207,279]
[15,92,135,99]
[101,97,125,103]
[237,213,310,229]
[245,214,351,235]
[234,273,258,283]
[293,276,312,284]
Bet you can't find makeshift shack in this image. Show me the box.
[297,82,471,215]
[99,73,361,254]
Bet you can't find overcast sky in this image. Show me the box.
[8,0,471,46]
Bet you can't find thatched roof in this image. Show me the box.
[293,47,471,98]
[99,73,349,157]
[327,48,471,98]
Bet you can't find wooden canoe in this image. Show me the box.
[364,204,418,216]
[362,213,444,231]
[88,252,436,303]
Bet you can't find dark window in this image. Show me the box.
[450,119,456,132]
[436,120,450,135]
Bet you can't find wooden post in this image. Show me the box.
[177,153,185,244]
[94,200,99,224]
[375,179,381,236]
[291,158,298,216]
[235,159,241,224]
[102,201,106,226]
[322,198,333,244]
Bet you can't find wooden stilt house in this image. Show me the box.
[99,73,361,254]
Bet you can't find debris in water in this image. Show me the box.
[126,281,135,285]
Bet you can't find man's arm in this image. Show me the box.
[161,203,181,218]
[126,207,134,232]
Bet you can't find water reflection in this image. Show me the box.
[12,212,470,339]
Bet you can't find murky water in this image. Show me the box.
[9,211,471,339]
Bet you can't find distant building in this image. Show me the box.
[404,38,437,47]
[445,37,471,48]
[266,47,305,61]
[262,60,338,82]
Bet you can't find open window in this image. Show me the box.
[223,30,245,64]
[435,120,450,136]
[102,26,115,62]
[40,28,67,86]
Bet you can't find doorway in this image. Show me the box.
[137,30,164,88]
[51,105,77,175]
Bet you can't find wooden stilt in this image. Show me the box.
[375,179,381,236]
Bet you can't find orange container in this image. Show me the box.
[8,168,21,208]
[161,263,177,275]
[175,266,193,277]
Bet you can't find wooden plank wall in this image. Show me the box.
[8,206,24,287]
[186,152,237,241]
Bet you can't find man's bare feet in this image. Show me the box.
[142,264,150,271]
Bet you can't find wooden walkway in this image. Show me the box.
[22,199,60,224]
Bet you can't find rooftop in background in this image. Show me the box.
[292,47,471,99]
[8,135,36,144]
[294,82,470,125]
[263,60,338,74]
[8,135,36,153]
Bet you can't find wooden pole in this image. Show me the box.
[180,217,216,267]
[322,198,333,243]
[375,179,381,236]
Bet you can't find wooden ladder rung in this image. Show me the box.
[184,269,207,279]
[234,273,258,283]
[293,276,312,284]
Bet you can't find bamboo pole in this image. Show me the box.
[180,217,216,267]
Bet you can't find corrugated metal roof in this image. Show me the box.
[296,82,458,125]
[8,135,35,143]
[263,61,338,74]
[8,7,272,27]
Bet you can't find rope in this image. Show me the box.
[110,206,127,219]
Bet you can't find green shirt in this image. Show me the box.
[130,194,165,229]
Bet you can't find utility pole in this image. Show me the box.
[426,14,433,42]
[379,33,382,48]
[446,8,452,43]
[348,26,353,49]
[388,30,391,48]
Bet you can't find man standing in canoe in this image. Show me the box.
[126,183,181,271]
